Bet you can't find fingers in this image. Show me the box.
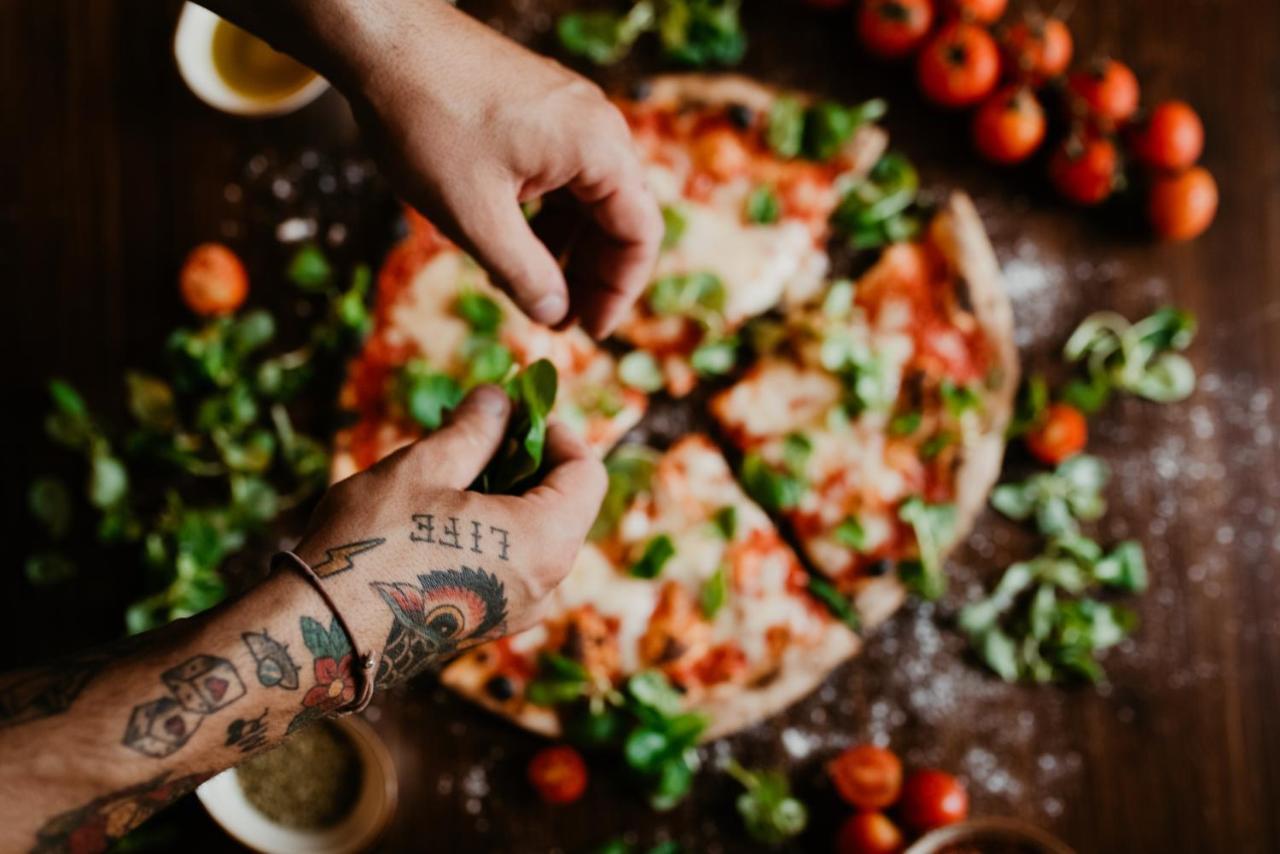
[525,421,608,532]
[567,140,663,338]
[406,385,512,489]
[450,188,571,326]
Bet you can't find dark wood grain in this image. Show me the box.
[2,1,1277,852]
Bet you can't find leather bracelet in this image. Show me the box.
[271,550,378,715]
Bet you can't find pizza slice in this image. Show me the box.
[441,435,858,741]
[711,193,1018,614]
[331,213,647,479]
[612,75,889,396]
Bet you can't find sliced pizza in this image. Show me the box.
[441,435,859,740]
[613,75,889,396]
[711,192,1017,618]
[331,213,647,479]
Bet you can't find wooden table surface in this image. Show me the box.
[3,1,1278,852]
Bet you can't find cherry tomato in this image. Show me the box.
[858,0,935,59]
[941,0,1006,24]
[1002,15,1072,83]
[828,744,904,809]
[179,242,248,317]
[899,769,969,832]
[1025,402,1088,464]
[1068,59,1140,126]
[527,745,588,805]
[917,22,1002,108]
[1130,100,1204,172]
[838,811,906,854]
[972,86,1046,164]
[1048,133,1118,205]
[1148,166,1218,241]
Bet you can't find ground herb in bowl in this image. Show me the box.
[236,721,363,829]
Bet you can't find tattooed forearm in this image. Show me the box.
[0,653,107,730]
[287,616,356,734]
[372,566,509,687]
[31,771,209,854]
[122,656,245,758]
[310,537,386,578]
[241,630,300,690]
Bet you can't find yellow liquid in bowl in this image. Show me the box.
[210,19,316,102]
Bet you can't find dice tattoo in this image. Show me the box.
[122,655,246,758]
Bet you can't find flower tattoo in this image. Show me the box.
[287,616,355,734]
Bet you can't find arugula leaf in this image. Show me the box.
[833,515,868,551]
[656,0,746,67]
[478,359,558,494]
[806,576,861,631]
[690,336,738,377]
[802,98,886,161]
[455,290,504,335]
[831,152,920,250]
[618,350,666,392]
[631,534,677,578]
[725,760,808,844]
[700,565,729,618]
[741,452,806,512]
[941,380,982,418]
[661,204,688,250]
[591,444,661,540]
[399,361,464,430]
[990,455,1109,537]
[287,244,332,292]
[526,652,592,706]
[898,498,955,600]
[1063,307,1198,408]
[766,97,805,158]
[711,505,738,540]
[648,272,726,318]
[1007,373,1050,437]
[744,185,781,225]
[558,1,656,65]
[889,410,922,437]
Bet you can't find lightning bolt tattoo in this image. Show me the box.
[311,538,386,578]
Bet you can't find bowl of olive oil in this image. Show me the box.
[173,2,329,117]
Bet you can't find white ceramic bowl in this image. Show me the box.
[196,716,397,853]
[173,2,330,117]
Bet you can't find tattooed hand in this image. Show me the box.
[293,385,607,688]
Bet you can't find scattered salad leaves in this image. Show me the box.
[1062,307,1198,409]
[725,760,809,844]
[831,152,921,250]
[766,97,886,162]
[990,455,1108,538]
[618,350,666,392]
[32,244,372,631]
[959,535,1146,683]
[558,0,745,68]
[740,451,806,512]
[700,565,729,618]
[661,204,688,250]
[744,185,781,225]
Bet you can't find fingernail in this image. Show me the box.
[472,385,510,417]
[531,293,568,325]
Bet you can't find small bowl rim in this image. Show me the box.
[196,715,397,854]
[905,816,1077,854]
[172,2,330,118]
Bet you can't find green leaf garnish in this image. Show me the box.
[477,358,559,494]
[898,497,955,600]
[744,185,781,225]
[700,565,730,618]
[591,444,661,541]
[287,244,332,292]
[741,451,806,512]
[806,576,860,631]
[831,152,920,250]
[725,760,809,844]
[661,204,688,250]
[631,534,677,579]
[455,290,504,335]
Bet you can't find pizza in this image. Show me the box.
[711,192,1017,605]
[613,75,888,396]
[331,211,648,481]
[331,75,1016,743]
[441,435,859,740]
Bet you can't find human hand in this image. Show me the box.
[292,0,662,338]
[293,385,606,685]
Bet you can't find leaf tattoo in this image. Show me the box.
[287,616,355,734]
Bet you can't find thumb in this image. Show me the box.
[453,188,569,326]
[407,385,512,489]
